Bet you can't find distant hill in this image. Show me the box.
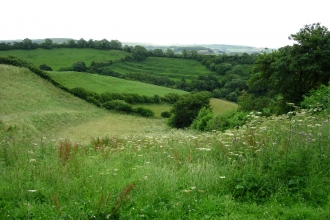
[0,38,74,44]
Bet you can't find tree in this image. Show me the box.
[22,38,33,49]
[168,92,211,128]
[72,61,87,72]
[165,48,174,57]
[41,38,53,49]
[152,49,164,57]
[248,23,330,111]
[77,38,87,48]
[132,45,148,61]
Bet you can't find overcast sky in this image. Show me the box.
[1,0,329,48]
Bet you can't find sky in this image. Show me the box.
[1,0,330,48]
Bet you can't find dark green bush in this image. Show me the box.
[133,107,154,117]
[103,100,133,113]
[161,111,171,118]
[190,107,214,131]
[39,64,52,71]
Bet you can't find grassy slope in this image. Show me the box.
[0,48,129,70]
[48,71,188,96]
[1,65,328,219]
[107,57,215,81]
[0,64,167,143]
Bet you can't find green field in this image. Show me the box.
[48,71,188,96]
[0,64,167,142]
[106,57,215,81]
[1,64,329,219]
[0,48,129,70]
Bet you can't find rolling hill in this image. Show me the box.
[0,64,170,143]
[0,48,129,71]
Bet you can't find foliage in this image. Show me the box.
[72,61,87,72]
[168,92,211,128]
[160,111,171,118]
[247,23,330,113]
[132,45,148,61]
[133,107,155,117]
[301,83,330,111]
[206,110,248,132]
[103,100,133,113]
[39,64,52,71]
[190,107,214,131]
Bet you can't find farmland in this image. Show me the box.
[1,64,329,219]
[0,48,129,70]
[48,71,188,96]
[105,57,214,82]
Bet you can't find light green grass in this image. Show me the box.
[107,57,215,81]
[0,65,168,142]
[48,71,188,96]
[137,99,237,118]
[0,48,129,70]
[210,98,237,115]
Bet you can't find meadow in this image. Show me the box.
[1,63,330,219]
[104,57,215,82]
[0,48,129,71]
[48,71,188,96]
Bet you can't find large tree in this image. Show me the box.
[247,23,330,110]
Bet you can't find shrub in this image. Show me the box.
[161,93,181,104]
[168,92,211,128]
[161,111,171,118]
[103,100,133,113]
[39,64,52,71]
[301,84,330,111]
[133,107,154,117]
[207,110,248,132]
[72,61,87,72]
[191,107,214,131]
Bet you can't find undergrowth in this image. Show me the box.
[0,109,330,219]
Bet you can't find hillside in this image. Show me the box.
[48,71,188,96]
[105,57,215,82]
[0,48,129,70]
[0,64,168,143]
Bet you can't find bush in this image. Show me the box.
[161,111,171,118]
[168,92,211,128]
[207,110,248,132]
[72,61,87,72]
[39,64,52,71]
[133,107,154,117]
[161,93,181,104]
[301,84,330,111]
[191,107,214,131]
[103,100,133,113]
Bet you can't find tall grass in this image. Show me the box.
[1,109,329,219]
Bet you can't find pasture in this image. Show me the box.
[48,71,188,96]
[104,57,215,82]
[0,48,129,70]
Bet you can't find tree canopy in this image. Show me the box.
[244,23,330,113]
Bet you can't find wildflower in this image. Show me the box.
[29,159,37,163]
[220,176,226,179]
[28,190,37,193]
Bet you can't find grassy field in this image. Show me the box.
[1,65,329,219]
[0,48,129,70]
[0,64,167,142]
[48,71,188,96]
[106,57,215,82]
[48,71,237,116]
